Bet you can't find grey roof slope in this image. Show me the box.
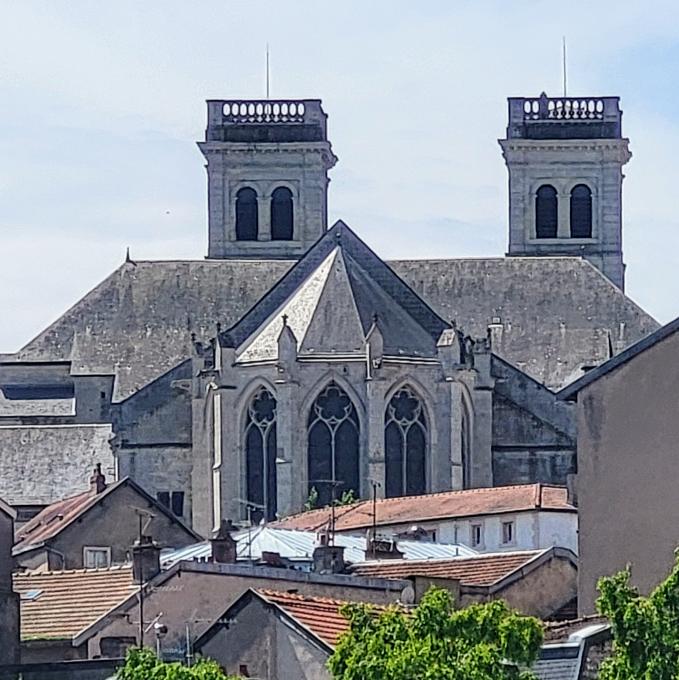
[0,423,114,505]
[558,314,679,400]
[391,257,658,389]
[11,233,658,399]
[223,221,450,361]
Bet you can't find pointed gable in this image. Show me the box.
[222,221,451,362]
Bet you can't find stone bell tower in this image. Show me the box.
[499,93,631,290]
[198,99,337,259]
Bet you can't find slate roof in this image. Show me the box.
[223,221,449,362]
[273,484,575,533]
[0,424,114,505]
[13,476,200,555]
[9,224,658,399]
[13,565,136,640]
[349,549,549,587]
[558,314,679,400]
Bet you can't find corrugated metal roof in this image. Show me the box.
[161,526,476,569]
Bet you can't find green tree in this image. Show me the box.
[116,647,240,680]
[597,554,679,679]
[327,587,543,680]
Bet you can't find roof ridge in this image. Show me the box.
[14,563,133,578]
[357,549,543,567]
[257,588,392,611]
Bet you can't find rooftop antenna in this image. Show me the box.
[562,36,568,97]
[235,498,266,564]
[265,43,271,99]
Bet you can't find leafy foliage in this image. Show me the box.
[597,554,679,679]
[336,489,357,506]
[116,647,240,680]
[327,587,543,680]
[304,486,319,511]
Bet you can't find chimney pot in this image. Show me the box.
[132,534,161,584]
[89,463,106,495]
[211,518,238,564]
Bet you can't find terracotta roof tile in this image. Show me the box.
[14,490,97,553]
[13,565,136,640]
[350,550,545,587]
[257,589,390,648]
[273,484,574,533]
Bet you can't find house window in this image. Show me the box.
[502,521,515,545]
[535,184,558,238]
[157,491,185,517]
[307,382,360,507]
[385,386,428,498]
[471,523,483,547]
[84,546,111,569]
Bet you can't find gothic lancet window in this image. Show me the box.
[570,184,593,238]
[271,187,294,240]
[244,387,277,522]
[535,184,558,238]
[385,386,427,497]
[307,383,360,507]
[461,400,471,489]
[235,187,259,241]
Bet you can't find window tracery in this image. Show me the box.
[244,387,277,522]
[385,386,427,497]
[307,382,360,506]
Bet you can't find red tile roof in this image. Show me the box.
[350,550,545,587]
[14,489,98,553]
[257,589,390,648]
[273,484,574,533]
[13,565,136,640]
[14,477,200,555]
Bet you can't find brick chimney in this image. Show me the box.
[312,530,345,574]
[89,463,106,495]
[211,519,238,564]
[132,534,161,584]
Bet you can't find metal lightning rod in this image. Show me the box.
[562,36,568,97]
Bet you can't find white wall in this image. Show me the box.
[355,510,577,554]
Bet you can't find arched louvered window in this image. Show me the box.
[385,386,427,497]
[235,187,258,241]
[307,383,360,507]
[570,184,592,238]
[535,184,558,239]
[244,387,277,522]
[271,187,294,240]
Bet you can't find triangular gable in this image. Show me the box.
[222,221,450,360]
[299,248,365,355]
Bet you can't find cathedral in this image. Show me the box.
[0,94,658,536]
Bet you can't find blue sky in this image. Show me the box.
[2,1,679,351]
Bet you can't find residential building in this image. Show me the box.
[0,495,19,665]
[13,466,201,572]
[560,317,679,612]
[13,565,136,662]
[274,484,578,554]
[350,547,577,620]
